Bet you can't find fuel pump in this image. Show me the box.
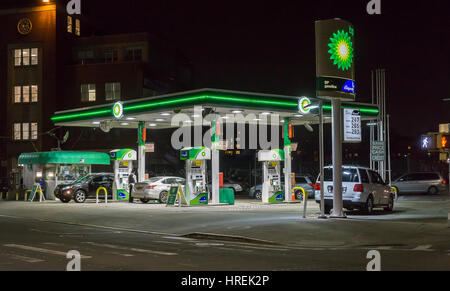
[180,147,211,205]
[258,149,285,203]
[110,149,137,200]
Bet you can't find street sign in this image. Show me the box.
[371,141,386,162]
[145,143,155,153]
[343,109,361,143]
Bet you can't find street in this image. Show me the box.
[0,193,449,271]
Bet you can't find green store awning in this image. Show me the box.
[18,151,111,165]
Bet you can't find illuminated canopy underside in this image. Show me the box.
[51,88,379,129]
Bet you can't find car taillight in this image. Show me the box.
[315,183,321,191]
[309,183,314,187]
[353,184,364,192]
[147,185,156,189]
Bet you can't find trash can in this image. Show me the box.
[219,188,235,205]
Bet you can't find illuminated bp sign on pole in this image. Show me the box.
[315,19,356,101]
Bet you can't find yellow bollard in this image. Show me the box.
[291,187,306,202]
[96,187,108,204]
[25,190,31,201]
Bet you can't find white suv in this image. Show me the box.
[315,166,395,214]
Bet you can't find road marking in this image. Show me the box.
[0,214,20,219]
[82,242,178,256]
[195,242,225,246]
[412,245,434,251]
[3,244,92,259]
[7,254,44,263]
[154,241,181,245]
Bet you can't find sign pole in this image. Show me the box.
[331,98,345,218]
[318,100,326,218]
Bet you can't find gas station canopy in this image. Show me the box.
[51,88,379,128]
[18,151,111,165]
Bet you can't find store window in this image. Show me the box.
[67,15,73,33]
[81,84,96,102]
[57,165,90,183]
[105,82,121,101]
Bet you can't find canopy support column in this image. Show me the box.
[331,99,345,218]
[138,121,146,182]
[284,117,292,202]
[211,119,220,204]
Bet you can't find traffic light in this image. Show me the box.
[441,135,450,149]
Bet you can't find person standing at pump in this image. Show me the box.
[128,169,137,202]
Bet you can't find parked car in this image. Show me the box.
[314,166,395,214]
[249,175,315,200]
[54,173,114,203]
[392,172,447,195]
[131,176,185,204]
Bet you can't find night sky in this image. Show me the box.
[4,0,450,139]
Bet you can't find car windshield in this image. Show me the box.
[323,168,359,182]
[73,175,93,183]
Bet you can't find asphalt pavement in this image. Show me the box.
[0,192,449,271]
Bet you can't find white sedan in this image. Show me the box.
[130,176,185,203]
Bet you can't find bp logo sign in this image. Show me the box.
[298,97,311,114]
[113,102,124,119]
[328,29,354,71]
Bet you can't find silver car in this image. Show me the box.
[130,176,185,203]
[392,172,447,195]
[315,166,395,214]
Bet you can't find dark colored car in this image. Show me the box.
[54,173,114,203]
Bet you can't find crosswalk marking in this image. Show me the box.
[82,242,178,256]
[3,244,92,259]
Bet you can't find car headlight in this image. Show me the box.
[62,186,73,191]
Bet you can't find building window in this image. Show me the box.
[81,84,96,102]
[77,50,94,64]
[67,15,73,33]
[22,86,30,103]
[105,49,118,63]
[31,85,38,102]
[13,85,38,103]
[125,48,142,62]
[13,123,21,140]
[31,48,38,65]
[22,123,30,140]
[31,123,38,140]
[105,82,121,101]
[14,48,38,66]
[75,19,80,36]
[14,86,21,103]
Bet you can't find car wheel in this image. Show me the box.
[365,195,374,214]
[254,190,262,200]
[159,190,168,204]
[140,198,150,204]
[74,190,86,203]
[384,195,394,212]
[427,186,438,195]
